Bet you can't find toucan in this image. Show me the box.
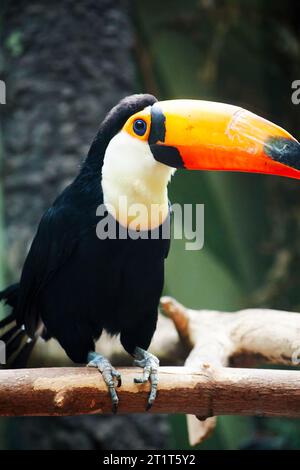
[0,94,300,411]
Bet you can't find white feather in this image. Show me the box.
[102,131,175,230]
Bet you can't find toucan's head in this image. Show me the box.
[89,93,300,178]
[88,94,300,229]
[126,96,300,176]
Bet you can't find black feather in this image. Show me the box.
[10,338,37,369]
[0,312,15,328]
[0,283,19,309]
[1,324,19,343]
[5,330,26,359]
[1,94,170,365]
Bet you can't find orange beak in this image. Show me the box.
[149,100,300,179]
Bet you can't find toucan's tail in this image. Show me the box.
[0,283,37,368]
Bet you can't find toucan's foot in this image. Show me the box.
[133,347,159,410]
[87,352,121,413]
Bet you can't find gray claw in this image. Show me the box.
[112,400,118,414]
[112,369,122,387]
[147,371,158,410]
[87,352,121,412]
[133,347,159,410]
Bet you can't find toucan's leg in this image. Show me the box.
[133,347,159,410]
[87,351,121,413]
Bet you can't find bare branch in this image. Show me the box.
[160,297,300,445]
[3,297,300,448]
[0,366,300,418]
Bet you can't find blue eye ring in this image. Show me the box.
[133,119,147,136]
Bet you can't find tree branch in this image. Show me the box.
[0,366,300,418]
[2,297,300,447]
[160,297,300,446]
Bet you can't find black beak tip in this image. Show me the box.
[264,137,300,171]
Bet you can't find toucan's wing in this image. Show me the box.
[16,173,102,337]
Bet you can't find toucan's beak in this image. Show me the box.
[150,100,300,179]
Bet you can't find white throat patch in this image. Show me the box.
[101,131,175,231]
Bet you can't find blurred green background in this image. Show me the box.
[1,0,300,450]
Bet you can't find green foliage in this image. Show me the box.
[5,31,23,58]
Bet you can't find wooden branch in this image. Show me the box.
[1,366,300,418]
[2,297,300,448]
[160,297,300,446]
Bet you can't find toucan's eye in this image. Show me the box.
[133,119,147,136]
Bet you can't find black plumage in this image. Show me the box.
[0,94,170,366]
